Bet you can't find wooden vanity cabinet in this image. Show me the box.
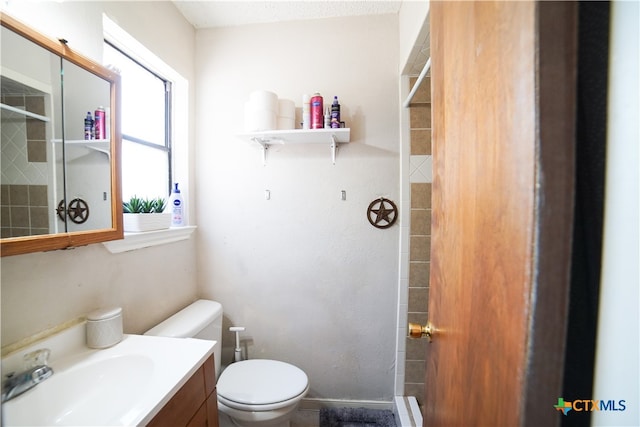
[148,355,219,427]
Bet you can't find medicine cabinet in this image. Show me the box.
[0,13,123,257]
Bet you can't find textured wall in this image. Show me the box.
[0,1,198,350]
[194,15,400,400]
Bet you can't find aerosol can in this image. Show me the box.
[310,92,323,129]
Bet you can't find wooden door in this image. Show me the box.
[425,2,577,426]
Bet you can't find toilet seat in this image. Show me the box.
[217,359,309,411]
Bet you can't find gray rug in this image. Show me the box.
[319,407,397,427]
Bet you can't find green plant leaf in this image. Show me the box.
[123,195,165,213]
[153,198,167,213]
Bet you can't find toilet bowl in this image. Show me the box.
[216,359,309,427]
[144,300,309,427]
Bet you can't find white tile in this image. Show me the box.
[394,396,409,416]
[394,396,414,427]
[401,183,410,203]
[400,255,409,281]
[399,279,409,302]
[398,305,408,330]
[409,155,432,183]
[418,155,432,182]
[400,227,410,255]
[408,397,423,427]
[395,354,405,382]
[396,328,407,354]
[398,409,413,427]
[401,202,411,224]
[409,155,425,175]
[395,371,406,396]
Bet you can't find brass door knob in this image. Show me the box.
[409,322,434,342]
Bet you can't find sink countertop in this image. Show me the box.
[2,322,216,426]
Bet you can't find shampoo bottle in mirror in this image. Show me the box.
[84,112,94,140]
[169,183,184,227]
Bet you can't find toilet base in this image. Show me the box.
[217,400,298,427]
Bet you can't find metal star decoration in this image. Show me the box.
[57,198,90,224]
[367,198,398,229]
[67,198,90,224]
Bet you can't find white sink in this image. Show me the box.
[2,324,215,426]
[4,354,153,425]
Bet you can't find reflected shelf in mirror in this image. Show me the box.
[0,102,50,122]
[51,139,111,157]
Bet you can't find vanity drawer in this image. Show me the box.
[148,355,218,427]
[187,389,218,427]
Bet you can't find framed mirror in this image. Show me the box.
[0,13,122,257]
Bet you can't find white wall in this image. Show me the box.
[592,1,640,425]
[2,2,411,403]
[398,0,429,75]
[0,1,198,347]
[194,14,400,400]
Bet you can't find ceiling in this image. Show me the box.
[171,0,428,77]
[172,0,403,29]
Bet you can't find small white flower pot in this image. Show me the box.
[123,212,171,232]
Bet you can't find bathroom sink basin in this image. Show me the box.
[2,326,216,426]
[4,354,153,426]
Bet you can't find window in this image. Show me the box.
[103,41,172,201]
[103,15,189,228]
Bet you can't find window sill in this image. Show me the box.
[102,226,196,253]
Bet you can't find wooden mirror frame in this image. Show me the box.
[0,13,123,257]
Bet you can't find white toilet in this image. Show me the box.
[144,299,309,427]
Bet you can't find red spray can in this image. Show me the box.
[310,93,323,129]
[94,107,106,140]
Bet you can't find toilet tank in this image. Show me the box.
[144,299,223,377]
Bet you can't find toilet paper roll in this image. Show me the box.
[245,102,277,132]
[249,90,278,112]
[277,99,295,119]
[277,116,295,130]
[248,109,276,132]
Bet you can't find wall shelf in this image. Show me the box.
[238,128,350,165]
[1,102,50,122]
[51,139,110,157]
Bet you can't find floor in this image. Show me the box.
[218,409,320,427]
[292,410,321,426]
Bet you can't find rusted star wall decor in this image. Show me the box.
[367,197,398,229]
[56,198,90,224]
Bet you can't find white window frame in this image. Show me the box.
[101,15,194,252]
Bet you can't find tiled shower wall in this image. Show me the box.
[404,75,432,405]
[0,94,49,237]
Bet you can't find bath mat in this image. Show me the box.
[319,407,397,427]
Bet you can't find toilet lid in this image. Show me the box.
[217,359,308,406]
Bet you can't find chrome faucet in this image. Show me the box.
[2,349,53,403]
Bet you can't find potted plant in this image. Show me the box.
[122,196,171,232]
